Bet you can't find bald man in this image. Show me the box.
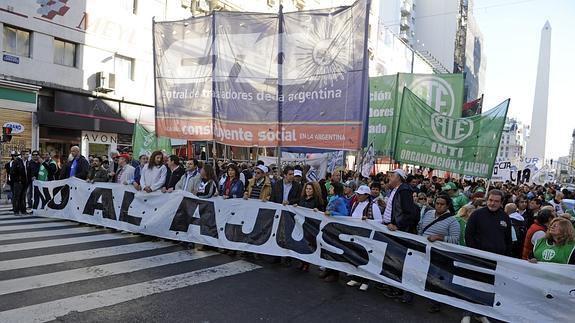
[63,146,90,180]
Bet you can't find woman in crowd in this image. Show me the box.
[320,182,348,282]
[196,164,218,198]
[418,193,460,313]
[140,150,167,193]
[219,164,244,199]
[522,208,555,260]
[529,217,575,265]
[299,181,325,212]
[296,181,325,272]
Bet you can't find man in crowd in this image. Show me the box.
[163,155,185,192]
[108,150,120,182]
[526,198,543,228]
[87,156,110,183]
[505,202,526,258]
[381,169,419,303]
[116,154,135,185]
[63,146,90,180]
[42,151,58,181]
[9,151,28,215]
[175,159,201,193]
[325,170,341,200]
[244,165,272,201]
[26,150,42,209]
[548,192,565,214]
[132,154,149,191]
[271,165,302,205]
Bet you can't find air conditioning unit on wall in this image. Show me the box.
[95,71,115,92]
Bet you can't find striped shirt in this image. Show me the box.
[417,210,461,244]
[249,178,265,199]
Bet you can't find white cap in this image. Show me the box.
[294,169,303,177]
[355,185,371,195]
[256,165,269,173]
[391,169,406,179]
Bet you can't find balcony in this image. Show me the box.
[400,17,410,30]
[401,1,412,16]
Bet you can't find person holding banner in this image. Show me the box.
[529,217,575,265]
[296,181,325,272]
[196,164,218,199]
[244,165,272,202]
[271,166,301,206]
[175,159,201,194]
[320,181,348,282]
[219,164,244,199]
[522,208,555,260]
[140,151,168,193]
[132,154,149,191]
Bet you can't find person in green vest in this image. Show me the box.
[529,217,575,265]
[442,182,469,213]
[455,204,476,246]
[37,161,48,181]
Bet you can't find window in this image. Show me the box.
[114,55,134,81]
[3,25,30,57]
[54,38,76,67]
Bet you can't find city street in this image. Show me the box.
[0,204,465,323]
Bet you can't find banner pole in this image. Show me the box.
[276,4,284,167]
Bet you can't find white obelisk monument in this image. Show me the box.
[526,21,551,166]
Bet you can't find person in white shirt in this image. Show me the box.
[140,151,167,193]
[346,185,382,292]
[116,154,135,185]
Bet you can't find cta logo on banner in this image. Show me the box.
[394,88,509,178]
[153,0,370,150]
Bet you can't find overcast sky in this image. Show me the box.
[474,0,575,160]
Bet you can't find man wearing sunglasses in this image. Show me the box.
[26,150,42,210]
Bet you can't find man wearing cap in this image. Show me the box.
[443,181,469,213]
[346,185,383,291]
[293,169,304,184]
[115,154,135,185]
[343,180,359,211]
[244,165,272,201]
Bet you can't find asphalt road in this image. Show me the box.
[0,204,469,323]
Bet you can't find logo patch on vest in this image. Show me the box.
[542,249,556,261]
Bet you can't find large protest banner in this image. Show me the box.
[394,89,508,178]
[153,0,370,150]
[33,178,575,322]
[368,73,465,157]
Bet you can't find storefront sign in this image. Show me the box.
[2,121,25,134]
[2,54,19,64]
[81,131,117,144]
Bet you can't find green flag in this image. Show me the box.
[132,123,172,157]
[368,75,397,156]
[394,88,509,178]
[369,73,465,157]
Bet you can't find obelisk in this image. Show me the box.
[526,21,551,166]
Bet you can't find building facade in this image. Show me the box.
[496,118,529,163]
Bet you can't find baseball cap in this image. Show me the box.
[344,180,358,190]
[442,182,458,191]
[256,165,269,173]
[294,169,303,177]
[355,185,371,195]
[118,153,131,160]
[391,169,406,180]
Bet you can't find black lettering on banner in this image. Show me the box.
[225,208,275,245]
[47,185,70,210]
[276,210,321,254]
[425,247,496,306]
[169,197,218,238]
[82,188,116,220]
[320,222,371,267]
[118,191,142,226]
[33,186,52,210]
[372,231,426,282]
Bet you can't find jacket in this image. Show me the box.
[64,155,90,180]
[175,170,201,193]
[88,166,110,183]
[9,158,27,185]
[219,176,244,198]
[522,221,546,260]
[271,179,302,205]
[116,164,135,185]
[42,159,58,181]
[390,183,420,233]
[326,195,350,216]
[26,160,41,183]
[165,165,185,190]
[245,176,272,201]
[465,206,512,256]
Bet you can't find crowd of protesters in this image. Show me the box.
[4,146,575,319]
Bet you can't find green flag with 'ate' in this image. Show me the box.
[394,88,509,178]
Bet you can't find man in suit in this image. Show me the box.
[115,154,135,185]
[271,165,302,205]
[9,152,28,215]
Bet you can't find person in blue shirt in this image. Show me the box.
[325,182,350,216]
[63,146,90,180]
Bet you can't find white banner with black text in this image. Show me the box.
[33,178,575,322]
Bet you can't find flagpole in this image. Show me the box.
[276,4,284,168]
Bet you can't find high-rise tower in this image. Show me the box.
[525,21,551,165]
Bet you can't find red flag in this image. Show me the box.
[462,95,483,117]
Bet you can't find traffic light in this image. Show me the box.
[2,126,12,142]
